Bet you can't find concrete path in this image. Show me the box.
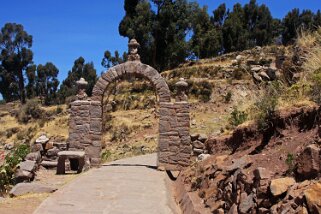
[34,154,180,214]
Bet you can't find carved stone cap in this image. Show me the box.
[128,39,141,61]
[128,39,140,48]
[77,78,88,88]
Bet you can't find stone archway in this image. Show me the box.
[68,40,191,171]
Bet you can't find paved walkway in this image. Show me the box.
[34,154,180,214]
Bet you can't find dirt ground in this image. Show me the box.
[0,168,79,214]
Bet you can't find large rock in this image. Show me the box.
[19,160,37,172]
[254,167,271,180]
[9,183,57,197]
[25,152,41,163]
[239,193,255,214]
[47,147,60,157]
[14,169,34,183]
[192,140,205,149]
[198,134,208,143]
[296,145,320,179]
[36,135,49,144]
[270,177,296,196]
[304,182,321,214]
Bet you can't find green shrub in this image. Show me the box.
[224,91,232,103]
[310,67,321,104]
[229,107,248,127]
[0,144,30,191]
[18,100,43,123]
[285,153,295,175]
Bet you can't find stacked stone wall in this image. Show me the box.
[158,102,191,171]
[68,100,102,166]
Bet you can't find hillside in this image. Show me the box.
[1,28,321,213]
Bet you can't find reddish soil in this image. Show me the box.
[178,105,321,213]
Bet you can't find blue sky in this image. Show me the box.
[0,0,320,100]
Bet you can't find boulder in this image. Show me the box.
[239,193,255,214]
[251,66,262,73]
[19,160,37,172]
[198,134,208,143]
[47,147,60,157]
[270,177,296,196]
[31,143,43,152]
[25,152,41,163]
[190,133,200,141]
[253,72,263,82]
[304,182,321,214]
[228,204,238,214]
[35,135,49,144]
[254,167,271,180]
[192,140,205,149]
[193,148,204,155]
[296,144,320,179]
[259,71,270,81]
[197,154,211,162]
[9,183,57,197]
[14,169,34,183]
[41,160,58,168]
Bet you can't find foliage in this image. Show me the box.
[18,100,43,123]
[0,23,33,104]
[58,57,97,103]
[229,107,248,127]
[111,123,132,142]
[255,81,281,130]
[285,153,295,175]
[0,144,30,191]
[224,91,232,103]
[102,50,127,69]
[101,149,112,162]
[309,68,321,104]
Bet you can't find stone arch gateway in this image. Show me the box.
[67,41,192,171]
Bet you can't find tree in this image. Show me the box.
[36,62,60,105]
[101,50,127,69]
[119,0,196,71]
[26,64,37,99]
[222,3,249,52]
[191,6,222,59]
[314,10,321,29]
[59,57,97,103]
[0,23,33,103]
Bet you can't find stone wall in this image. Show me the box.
[68,100,102,167]
[158,102,191,171]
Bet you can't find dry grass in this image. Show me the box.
[297,27,321,74]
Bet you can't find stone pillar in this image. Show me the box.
[158,102,191,171]
[68,78,102,168]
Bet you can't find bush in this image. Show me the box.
[0,144,30,191]
[18,100,43,123]
[224,91,232,103]
[229,107,248,127]
[255,81,281,130]
[111,123,132,142]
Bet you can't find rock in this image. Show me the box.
[190,133,200,141]
[267,68,277,80]
[53,142,68,150]
[47,147,60,157]
[198,134,208,143]
[239,193,255,214]
[254,167,271,180]
[214,208,224,214]
[19,160,37,172]
[9,183,57,197]
[259,71,270,81]
[31,143,43,152]
[25,152,41,163]
[231,59,238,65]
[4,143,14,150]
[253,72,263,82]
[197,154,211,162]
[225,156,251,171]
[296,206,309,214]
[193,148,204,155]
[35,135,49,144]
[41,160,58,168]
[304,182,321,214]
[192,140,204,149]
[45,141,54,150]
[258,208,269,214]
[270,177,296,196]
[296,144,320,179]
[228,204,238,214]
[14,169,34,183]
[236,55,243,62]
[251,66,262,72]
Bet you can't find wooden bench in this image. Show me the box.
[57,151,85,174]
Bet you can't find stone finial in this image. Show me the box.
[76,77,88,100]
[175,78,188,102]
[128,39,141,62]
